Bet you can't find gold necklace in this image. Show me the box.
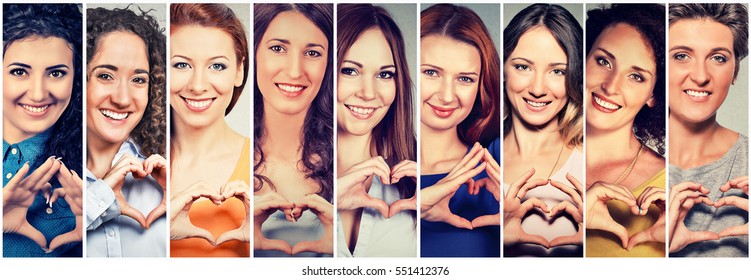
[547,141,566,179]
[613,143,644,185]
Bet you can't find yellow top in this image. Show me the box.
[171,138,251,257]
[586,169,666,257]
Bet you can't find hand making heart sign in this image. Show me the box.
[2,156,83,252]
[421,142,496,230]
[668,176,749,253]
[254,192,334,255]
[102,154,168,229]
[337,157,417,218]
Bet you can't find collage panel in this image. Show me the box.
[419,3,501,258]
[169,3,251,257]
[335,3,418,258]
[584,3,667,257]
[667,3,749,258]
[2,3,84,258]
[501,3,584,258]
[85,3,167,258]
[253,3,334,258]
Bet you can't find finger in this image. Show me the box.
[669,181,706,201]
[7,162,31,187]
[565,173,584,195]
[627,230,654,251]
[549,234,582,247]
[508,168,535,199]
[517,179,550,200]
[687,230,720,245]
[549,179,583,207]
[49,188,66,205]
[639,189,666,214]
[470,214,500,228]
[715,196,749,211]
[522,197,550,213]
[121,204,147,229]
[448,143,484,179]
[445,214,473,230]
[259,238,292,254]
[388,197,416,218]
[391,162,417,183]
[48,230,82,252]
[719,225,748,238]
[31,157,62,192]
[520,232,550,248]
[466,178,476,195]
[145,203,167,229]
[454,162,487,187]
[482,148,501,177]
[291,240,325,255]
[373,156,392,185]
[364,196,389,218]
[189,228,217,247]
[549,200,582,222]
[604,220,630,249]
[18,223,48,250]
[20,157,54,189]
[216,229,246,246]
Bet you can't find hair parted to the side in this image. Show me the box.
[87,6,166,157]
[253,3,334,202]
[170,3,249,116]
[586,4,666,155]
[338,4,416,199]
[3,3,83,174]
[421,4,501,147]
[503,4,583,148]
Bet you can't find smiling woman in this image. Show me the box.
[3,3,83,258]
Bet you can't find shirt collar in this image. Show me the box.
[84,138,144,181]
[3,129,52,164]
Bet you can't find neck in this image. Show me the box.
[668,113,721,163]
[505,115,564,156]
[337,130,373,174]
[2,118,35,144]
[86,133,123,178]
[586,123,642,165]
[171,111,235,160]
[261,103,307,161]
[420,124,466,165]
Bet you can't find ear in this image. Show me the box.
[234,56,246,87]
[646,93,656,108]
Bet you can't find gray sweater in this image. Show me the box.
[669,134,748,257]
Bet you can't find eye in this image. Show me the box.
[97,73,114,81]
[48,69,67,78]
[628,73,644,82]
[209,63,227,71]
[551,69,566,76]
[423,69,438,77]
[710,54,727,64]
[173,62,191,70]
[458,76,475,83]
[514,64,530,71]
[305,50,322,57]
[340,67,358,76]
[596,57,611,69]
[377,71,395,79]
[673,53,689,61]
[270,45,286,53]
[132,76,148,84]
[9,68,28,77]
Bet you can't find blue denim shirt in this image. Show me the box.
[3,130,81,257]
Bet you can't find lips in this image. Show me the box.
[683,89,711,102]
[20,104,50,116]
[276,83,307,98]
[100,109,129,121]
[428,104,457,118]
[345,104,377,119]
[181,96,215,112]
[523,97,552,112]
[591,93,622,113]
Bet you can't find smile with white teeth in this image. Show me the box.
[277,84,305,92]
[21,104,49,113]
[685,89,710,98]
[346,105,375,115]
[100,109,129,120]
[185,98,213,109]
[593,95,621,110]
[524,99,551,108]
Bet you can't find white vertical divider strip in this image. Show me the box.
[0,3,4,256]
[663,3,669,258]
[164,2,171,258]
[249,2,255,258]
[81,2,88,258]
[581,2,587,258]
[498,2,504,258]
[332,2,339,258]
[415,1,421,258]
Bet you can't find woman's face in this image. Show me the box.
[87,31,150,146]
[420,35,480,132]
[505,26,568,128]
[337,28,396,136]
[585,23,657,133]
[668,19,735,124]
[3,36,73,142]
[170,25,244,129]
[256,11,328,116]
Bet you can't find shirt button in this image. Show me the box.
[46,207,53,214]
[98,201,106,208]
[11,148,17,155]
[5,173,11,179]
[108,230,115,237]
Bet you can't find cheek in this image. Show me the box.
[210,71,237,96]
[585,67,604,89]
[50,77,74,103]
[668,62,690,86]
[379,80,396,106]
[420,77,437,101]
[170,70,191,92]
[505,71,529,94]
[336,77,355,102]
[549,77,567,99]
[3,78,24,101]
[457,84,479,108]
[304,60,328,88]
[134,88,150,114]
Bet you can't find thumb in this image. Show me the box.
[605,220,630,249]
[48,231,82,252]
[145,203,167,229]
[216,229,244,246]
[291,240,320,255]
[258,237,293,254]
[388,198,416,218]
[19,223,48,251]
[471,214,500,228]
[120,204,147,229]
[364,196,389,218]
[627,230,653,251]
[445,214,473,230]
[189,227,217,247]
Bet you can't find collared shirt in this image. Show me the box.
[3,130,81,257]
[85,139,166,257]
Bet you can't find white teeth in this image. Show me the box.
[593,95,620,110]
[347,105,375,116]
[278,84,304,92]
[186,99,212,109]
[525,99,549,108]
[100,109,128,120]
[685,90,709,97]
[21,104,49,113]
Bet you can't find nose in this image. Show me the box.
[437,77,456,103]
[529,72,547,98]
[354,77,376,101]
[286,54,303,79]
[689,59,710,87]
[110,78,133,107]
[28,73,46,102]
[188,67,208,94]
[600,71,621,96]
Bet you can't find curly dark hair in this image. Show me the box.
[3,3,83,174]
[87,6,166,157]
[338,4,416,199]
[254,4,334,202]
[587,4,666,155]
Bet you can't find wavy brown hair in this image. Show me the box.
[338,4,416,199]
[421,4,501,147]
[87,6,166,156]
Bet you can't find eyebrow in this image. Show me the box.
[46,64,70,71]
[6,62,31,68]
[671,45,733,55]
[596,47,653,77]
[91,64,149,75]
[511,57,567,67]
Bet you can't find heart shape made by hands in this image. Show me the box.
[337,157,417,218]
[102,154,167,230]
[254,192,333,255]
